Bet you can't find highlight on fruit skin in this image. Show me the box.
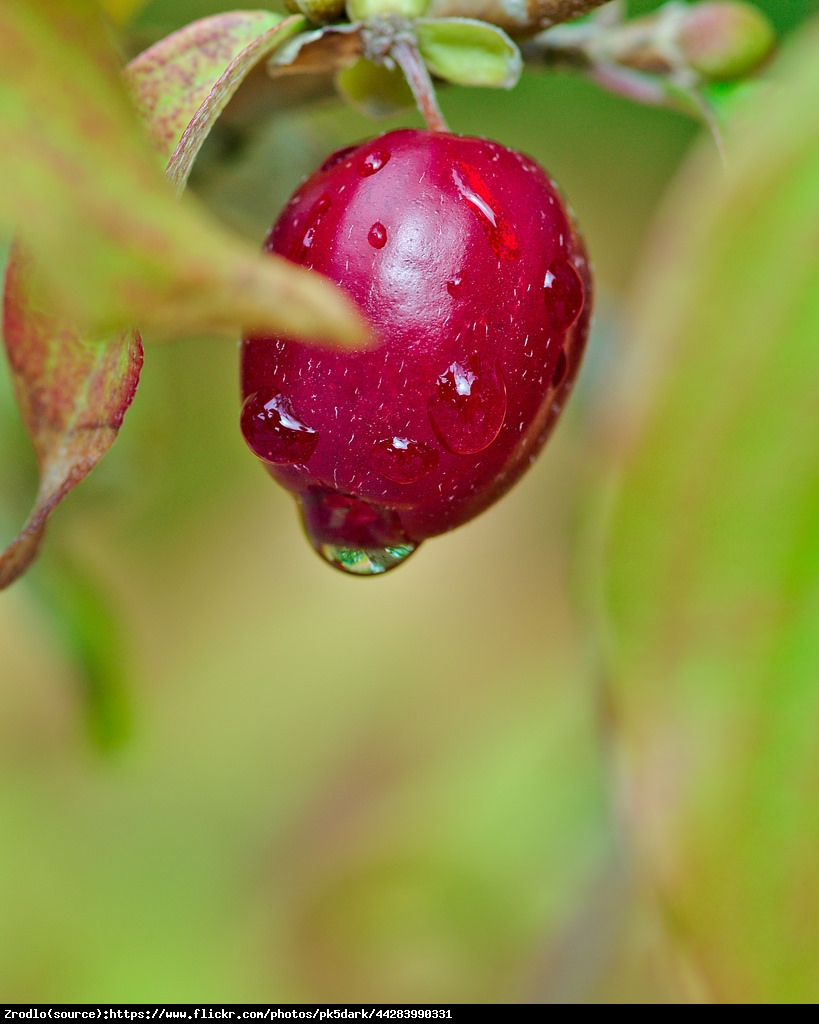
[241,128,591,575]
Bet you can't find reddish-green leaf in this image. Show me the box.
[1,246,142,590]
[0,0,367,343]
[0,0,369,588]
[125,10,307,191]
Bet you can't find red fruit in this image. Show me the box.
[241,128,591,575]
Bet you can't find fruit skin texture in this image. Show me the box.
[241,128,591,574]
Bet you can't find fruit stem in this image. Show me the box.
[391,39,449,132]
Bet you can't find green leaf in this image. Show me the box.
[100,0,148,22]
[0,245,143,591]
[701,77,766,119]
[31,555,133,753]
[415,17,522,89]
[125,10,307,191]
[336,58,415,117]
[0,0,368,344]
[602,18,819,1002]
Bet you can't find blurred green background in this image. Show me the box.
[2,0,819,1003]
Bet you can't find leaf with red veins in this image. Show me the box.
[0,1,368,588]
[1,245,143,590]
[125,11,307,190]
[0,0,366,342]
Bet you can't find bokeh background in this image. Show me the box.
[2,0,819,1002]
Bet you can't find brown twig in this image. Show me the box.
[424,0,612,35]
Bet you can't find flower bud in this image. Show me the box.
[678,1,775,81]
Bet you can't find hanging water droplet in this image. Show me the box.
[299,488,417,576]
[290,193,331,263]
[359,149,391,177]
[446,273,465,298]
[544,259,584,330]
[368,222,387,249]
[427,354,507,455]
[315,542,417,575]
[320,145,357,172]
[370,436,439,484]
[452,162,519,260]
[241,390,319,464]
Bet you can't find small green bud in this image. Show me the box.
[346,0,429,22]
[285,0,346,25]
[678,1,775,81]
[415,18,522,89]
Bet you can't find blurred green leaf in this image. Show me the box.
[701,77,767,119]
[100,0,149,22]
[125,10,307,191]
[32,557,133,753]
[0,0,368,344]
[603,15,819,1002]
[416,18,522,89]
[1,245,142,591]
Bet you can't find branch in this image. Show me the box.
[424,0,611,35]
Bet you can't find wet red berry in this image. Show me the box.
[241,128,591,575]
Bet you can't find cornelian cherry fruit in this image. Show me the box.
[241,128,591,575]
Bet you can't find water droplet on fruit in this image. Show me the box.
[446,273,465,297]
[299,488,417,576]
[551,349,568,388]
[313,195,331,215]
[427,354,507,455]
[544,259,584,330]
[290,194,332,264]
[241,390,319,464]
[452,162,519,260]
[321,145,357,172]
[359,149,390,176]
[370,437,439,484]
[368,222,387,249]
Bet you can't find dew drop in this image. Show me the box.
[290,193,332,264]
[312,194,331,215]
[241,390,319,464]
[446,273,465,298]
[359,149,391,176]
[320,145,357,172]
[544,259,584,330]
[299,488,417,576]
[452,162,519,260]
[370,437,439,484]
[427,354,507,455]
[368,222,387,249]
